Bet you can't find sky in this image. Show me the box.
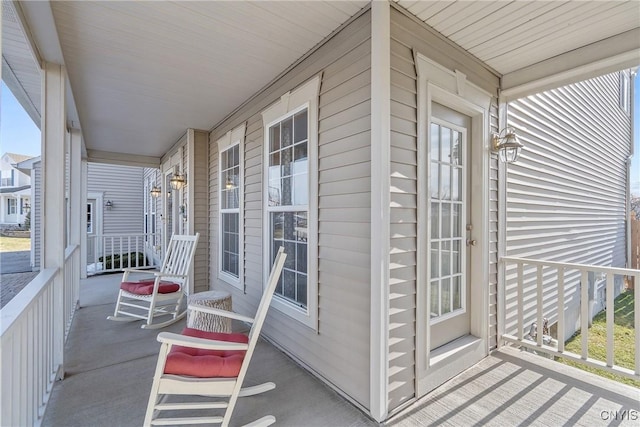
[0,73,639,192]
[1,81,41,157]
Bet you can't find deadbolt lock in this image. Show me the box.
[466,224,473,231]
[466,239,477,247]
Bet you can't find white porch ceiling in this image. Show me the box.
[3,1,639,161]
[396,0,639,74]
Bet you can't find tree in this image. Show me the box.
[631,195,640,219]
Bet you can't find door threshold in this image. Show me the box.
[430,335,482,366]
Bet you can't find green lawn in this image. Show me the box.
[560,290,639,388]
[0,236,31,252]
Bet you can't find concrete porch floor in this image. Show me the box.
[42,273,639,426]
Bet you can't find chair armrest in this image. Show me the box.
[122,268,159,275]
[188,304,255,324]
[157,332,249,351]
[152,272,188,279]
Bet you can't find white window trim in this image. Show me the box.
[261,74,320,329]
[7,198,17,215]
[217,123,246,290]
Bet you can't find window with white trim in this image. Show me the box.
[262,75,320,327]
[7,198,17,215]
[218,124,245,288]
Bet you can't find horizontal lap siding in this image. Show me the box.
[87,163,144,236]
[489,110,499,350]
[33,162,41,270]
[505,72,631,336]
[210,11,372,409]
[388,7,500,411]
[193,131,210,293]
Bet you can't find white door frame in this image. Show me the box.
[415,52,491,396]
[87,191,104,264]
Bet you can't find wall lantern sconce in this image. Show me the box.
[105,200,114,210]
[150,186,161,198]
[492,127,523,163]
[23,202,31,212]
[225,176,234,190]
[170,173,186,190]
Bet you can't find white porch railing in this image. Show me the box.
[87,233,159,275]
[501,256,640,380]
[0,244,80,426]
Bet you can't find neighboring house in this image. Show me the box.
[0,152,34,227]
[504,70,634,340]
[24,158,147,273]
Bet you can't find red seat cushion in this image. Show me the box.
[164,328,249,378]
[120,280,180,295]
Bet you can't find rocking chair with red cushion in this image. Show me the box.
[107,233,199,329]
[144,247,287,427]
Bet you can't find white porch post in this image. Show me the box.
[80,159,88,278]
[69,128,83,291]
[370,0,391,422]
[0,196,5,223]
[41,61,67,378]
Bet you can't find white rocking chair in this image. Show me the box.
[107,233,200,329]
[144,247,287,427]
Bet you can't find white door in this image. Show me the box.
[417,101,486,396]
[428,103,471,349]
[87,199,96,264]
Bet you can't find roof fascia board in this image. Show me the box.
[501,28,640,101]
[1,57,40,125]
[86,150,160,168]
[14,0,63,65]
[8,1,44,68]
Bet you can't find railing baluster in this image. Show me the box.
[580,270,589,360]
[517,262,524,341]
[605,272,614,367]
[557,267,565,352]
[537,265,543,347]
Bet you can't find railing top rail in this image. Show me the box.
[0,268,57,336]
[501,256,640,276]
[64,244,80,260]
[88,233,157,237]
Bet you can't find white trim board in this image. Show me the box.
[369,1,391,422]
[501,29,640,101]
[414,51,491,397]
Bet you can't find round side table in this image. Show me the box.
[187,290,232,333]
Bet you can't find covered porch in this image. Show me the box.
[42,273,639,426]
[2,0,640,425]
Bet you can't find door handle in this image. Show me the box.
[466,239,477,247]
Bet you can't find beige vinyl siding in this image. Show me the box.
[488,113,499,351]
[210,10,372,409]
[388,6,500,411]
[192,130,210,293]
[32,161,42,270]
[504,71,631,337]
